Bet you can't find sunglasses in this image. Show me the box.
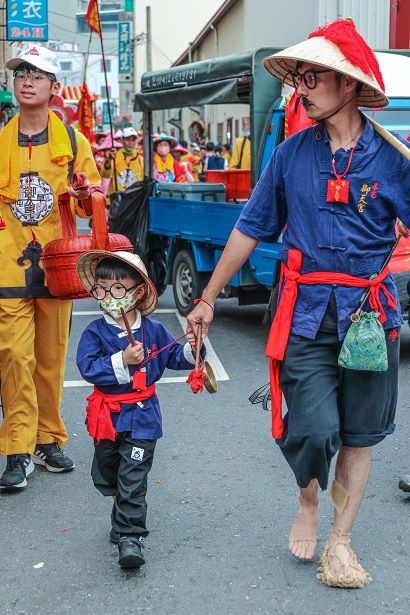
[291,69,333,90]
[13,68,55,83]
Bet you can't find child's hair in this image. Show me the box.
[95,257,145,286]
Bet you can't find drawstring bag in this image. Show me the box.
[338,311,387,371]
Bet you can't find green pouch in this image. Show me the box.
[338,311,388,371]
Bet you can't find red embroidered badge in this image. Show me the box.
[326,179,349,203]
[326,147,355,205]
[26,47,40,56]
[388,329,399,342]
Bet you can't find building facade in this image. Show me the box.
[152,0,408,146]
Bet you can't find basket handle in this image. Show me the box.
[90,191,110,251]
[58,191,109,251]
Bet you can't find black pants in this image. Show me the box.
[91,434,156,540]
[277,328,400,491]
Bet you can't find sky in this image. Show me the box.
[134,0,226,78]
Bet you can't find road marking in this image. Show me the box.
[65,308,229,387]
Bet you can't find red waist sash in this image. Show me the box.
[265,248,396,439]
[85,384,156,442]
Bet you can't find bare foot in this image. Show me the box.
[289,485,319,561]
[317,529,371,588]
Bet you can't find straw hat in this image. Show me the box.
[76,251,158,316]
[153,133,178,148]
[172,143,188,154]
[97,136,123,151]
[263,19,388,109]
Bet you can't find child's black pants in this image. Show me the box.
[91,434,156,540]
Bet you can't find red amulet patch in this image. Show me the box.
[132,369,147,391]
[326,179,350,204]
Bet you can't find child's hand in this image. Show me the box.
[122,342,144,366]
[186,330,202,351]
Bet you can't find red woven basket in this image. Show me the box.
[42,191,133,300]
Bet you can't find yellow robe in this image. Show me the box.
[100,148,144,195]
[229,136,251,170]
[0,116,100,296]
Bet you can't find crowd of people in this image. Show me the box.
[89,126,249,200]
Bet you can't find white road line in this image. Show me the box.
[65,308,229,387]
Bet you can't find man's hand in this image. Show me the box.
[186,299,214,341]
[397,220,410,238]
[122,342,144,366]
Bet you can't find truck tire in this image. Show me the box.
[172,249,208,316]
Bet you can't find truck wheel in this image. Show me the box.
[172,249,208,316]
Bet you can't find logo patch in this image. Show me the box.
[388,329,399,343]
[131,446,144,461]
[11,173,54,225]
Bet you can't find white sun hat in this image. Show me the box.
[263,18,388,109]
[76,251,158,316]
[122,127,138,138]
[6,45,62,82]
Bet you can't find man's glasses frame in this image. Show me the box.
[90,282,140,301]
[13,68,55,84]
[291,69,333,90]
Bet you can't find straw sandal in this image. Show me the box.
[317,528,371,588]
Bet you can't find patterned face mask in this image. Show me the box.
[99,291,138,319]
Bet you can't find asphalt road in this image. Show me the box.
[1,288,409,615]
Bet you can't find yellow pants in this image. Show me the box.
[0,298,72,455]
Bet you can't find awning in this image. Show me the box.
[59,85,98,104]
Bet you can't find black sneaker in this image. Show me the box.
[0,454,34,490]
[32,443,75,473]
[118,537,145,569]
[110,529,120,545]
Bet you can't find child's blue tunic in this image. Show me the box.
[77,312,203,440]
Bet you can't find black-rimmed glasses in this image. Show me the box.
[90,282,140,300]
[291,69,333,90]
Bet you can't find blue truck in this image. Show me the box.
[134,49,410,315]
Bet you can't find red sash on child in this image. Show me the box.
[86,385,156,442]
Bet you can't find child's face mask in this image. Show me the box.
[99,290,138,319]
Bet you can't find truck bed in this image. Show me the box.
[148,195,281,288]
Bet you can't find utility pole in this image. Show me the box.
[146,6,152,72]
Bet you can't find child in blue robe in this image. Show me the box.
[76,250,204,569]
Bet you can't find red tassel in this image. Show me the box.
[0,215,6,230]
[186,368,205,394]
[308,18,385,91]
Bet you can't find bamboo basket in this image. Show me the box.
[42,191,133,299]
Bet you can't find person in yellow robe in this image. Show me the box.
[100,126,144,197]
[0,46,100,490]
[229,133,251,169]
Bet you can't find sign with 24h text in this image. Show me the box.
[7,0,48,42]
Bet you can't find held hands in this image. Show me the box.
[185,328,201,351]
[122,342,144,367]
[185,298,215,341]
